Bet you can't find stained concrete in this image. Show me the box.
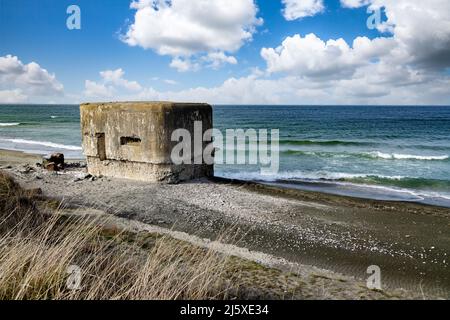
[80,102,213,183]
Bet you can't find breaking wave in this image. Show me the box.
[281,150,449,161]
[364,151,449,161]
[0,138,82,151]
[221,170,450,191]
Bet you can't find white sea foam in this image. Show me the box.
[0,123,20,127]
[220,170,405,182]
[281,149,450,161]
[0,138,82,151]
[328,180,450,201]
[367,151,449,161]
[219,171,450,202]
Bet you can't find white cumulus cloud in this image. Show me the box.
[258,0,450,103]
[84,80,114,98]
[282,0,325,20]
[100,69,142,91]
[84,69,142,98]
[0,55,63,102]
[338,0,450,68]
[169,58,200,73]
[340,0,370,8]
[262,33,395,79]
[164,79,178,85]
[82,66,450,106]
[202,52,238,69]
[0,89,28,103]
[122,0,262,71]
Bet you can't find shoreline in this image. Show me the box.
[1,146,450,219]
[0,148,84,166]
[212,176,450,213]
[1,148,449,210]
[1,147,447,215]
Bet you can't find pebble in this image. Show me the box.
[20,165,35,174]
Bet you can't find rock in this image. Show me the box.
[20,165,35,174]
[44,162,57,172]
[65,162,86,169]
[43,153,65,171]
[73,173,98,182]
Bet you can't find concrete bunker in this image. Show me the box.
[80,102,214,183]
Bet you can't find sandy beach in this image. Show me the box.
[1,148,449,299]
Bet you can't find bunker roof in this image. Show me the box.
[80,101,211,113]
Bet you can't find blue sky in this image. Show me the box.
[0,0,449,105]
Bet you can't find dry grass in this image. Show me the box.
[0,171,232,300]
[0,171,47,233]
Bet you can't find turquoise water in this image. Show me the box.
[0,105,82,158]
[1,104,450,207]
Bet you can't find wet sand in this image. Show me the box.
[0,149,43,166]
[1,149,449,299]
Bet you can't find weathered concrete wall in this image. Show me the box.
[80,102,213,183]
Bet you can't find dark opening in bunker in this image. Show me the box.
[120,136,142,146]
[96,133,106,161]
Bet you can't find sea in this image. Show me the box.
[1,104,450,207]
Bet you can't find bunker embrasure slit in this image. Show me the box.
[120,136,142,146]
